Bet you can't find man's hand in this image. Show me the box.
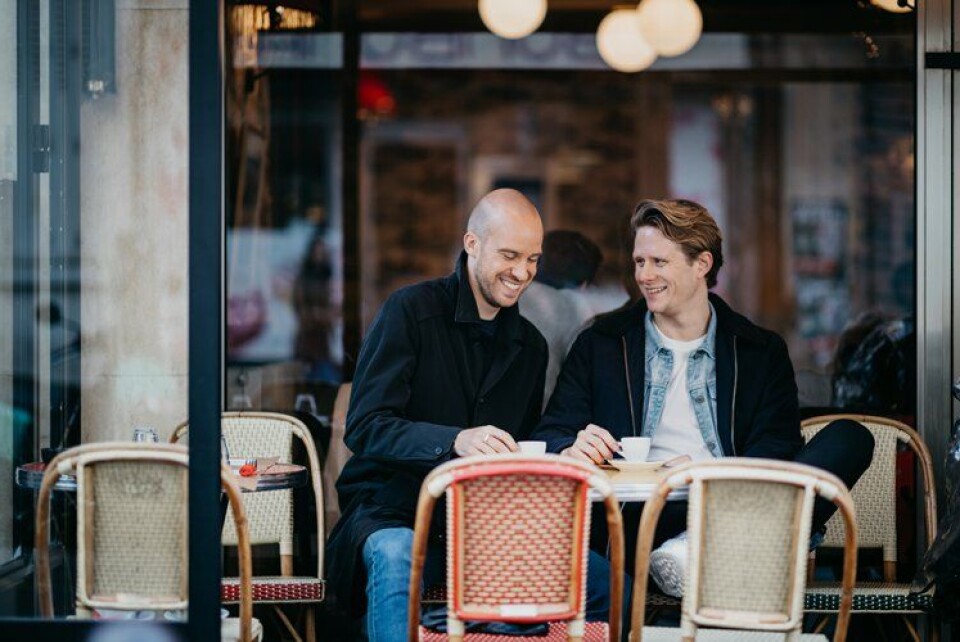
[561,423,619,464]
[454,425,519,457]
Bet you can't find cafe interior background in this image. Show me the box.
[2,0,957,639]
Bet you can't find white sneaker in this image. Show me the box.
[649,531,688,598]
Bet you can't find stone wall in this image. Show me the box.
[79,0,189,442]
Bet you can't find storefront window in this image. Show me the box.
[1,0,191,623]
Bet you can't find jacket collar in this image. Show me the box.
[451,251,523,344]
[592,292,765,345]
[644,304,717,361]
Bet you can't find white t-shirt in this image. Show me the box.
[647,323,715,463]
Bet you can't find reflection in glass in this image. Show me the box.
[1,0,190,621]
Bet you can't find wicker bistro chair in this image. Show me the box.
[408,454,626,642]
[171,412,326,642]
[801,415,938,641]
[630,458,858,642]
[34,442,260,642]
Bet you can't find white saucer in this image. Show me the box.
[607,460,665,473]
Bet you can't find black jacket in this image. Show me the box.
[326,253,547,612]
[534,293,802,460]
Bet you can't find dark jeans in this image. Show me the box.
[587,418,875,627]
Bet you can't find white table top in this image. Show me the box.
[589,482,688,503]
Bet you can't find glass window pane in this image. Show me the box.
[356,31,916,417]
[224,8,344,421]
[0,0,19,572]
[1,0,191,623]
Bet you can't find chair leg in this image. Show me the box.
[811,616,830,635]
[274,605,303,642]
[304,605,316,642]
[901,615,921,642]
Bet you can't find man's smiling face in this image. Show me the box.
[633,225,711,322]
[468,217,543,314]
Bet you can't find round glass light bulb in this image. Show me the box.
[870,0,913,13]
[636,0,703,57]
[596,8,657,73]
[478,0,547,40]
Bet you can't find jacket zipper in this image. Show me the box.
[730,335,738,456]
[621,337,637,437]
[609,336,635,559]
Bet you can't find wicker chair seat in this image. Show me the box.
[420,621,610,641]
[805,582,933,613]
[222,616,264,642]
[641,627,827,641]
[221,576,325,604]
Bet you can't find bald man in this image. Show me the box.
[327,189,549,641]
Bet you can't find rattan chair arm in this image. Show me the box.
[171,421,188,444]
[35,453,75,617]
[904,427,938,548]
[290,421,326,579]
[602,492,625,642]
[408,482,440,642]
[222,465,253,642]
[628,479,675,642]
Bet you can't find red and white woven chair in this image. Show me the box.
[34,442,260,642]
[630,458,858,642]
[408,454,625,642]
[173,412,325,642]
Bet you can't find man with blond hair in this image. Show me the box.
[535,198,874,615]
[327,189,548,641]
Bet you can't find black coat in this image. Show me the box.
[534,293,803,460]
[326,253,547,613]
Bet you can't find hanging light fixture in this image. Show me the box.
[636,0,703,57]
[869,0,914,13]
[478,0,548,40]
[596,7,657,73]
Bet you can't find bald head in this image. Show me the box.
[463,189,544,320]
[467,188,541,241]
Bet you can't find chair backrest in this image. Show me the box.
[172,411,325,579]
[802,414,937,577]
[630,458,858,642]
[34,443,254,641]
[408,454,624,642]
[322,382,353,535]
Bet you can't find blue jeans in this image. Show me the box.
[586,549,633,637]
[362,527,443,642]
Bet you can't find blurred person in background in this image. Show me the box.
[520,230,603,404]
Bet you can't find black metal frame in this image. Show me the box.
[339,0,361,377]
[48,0,82,455]
[187,0,224,639]
[0,0,221,639]
[11,0,40,562]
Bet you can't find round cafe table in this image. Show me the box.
[15,461,309,493]
[588,480,689,503]
[588,463,689,503]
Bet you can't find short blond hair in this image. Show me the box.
[630,199,724,288]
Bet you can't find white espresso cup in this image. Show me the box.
[517,440,547,456]
[620,437,651,462]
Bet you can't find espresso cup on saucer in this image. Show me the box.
[620,437,651,462]
[517,440,547,456]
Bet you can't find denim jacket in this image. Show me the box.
[641,306,724,457]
